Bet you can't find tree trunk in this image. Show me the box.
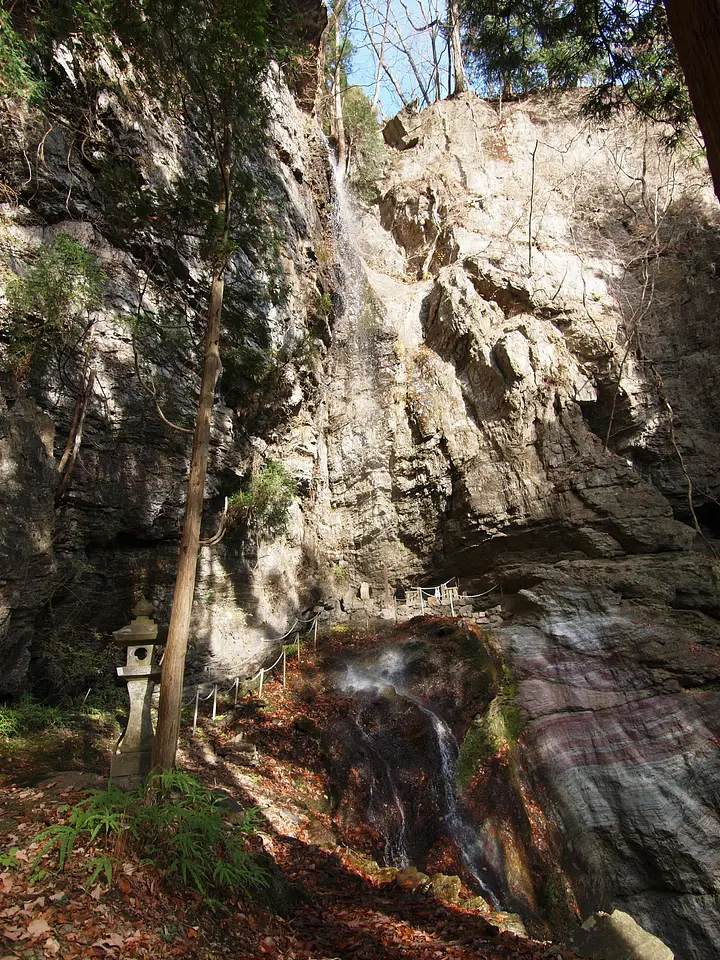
[448,0,467,95]
[151,125,232,772]
[333,16,346,178]
[663,0,720,201]
[55,322,97,505]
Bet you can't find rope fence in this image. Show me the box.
[184,613,320,733]
[179,582,500,735]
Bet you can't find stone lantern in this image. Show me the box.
[110,597,162,780]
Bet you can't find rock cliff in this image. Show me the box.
[303,92,720,959]
[2,59,720,959]
[0,48,333,693]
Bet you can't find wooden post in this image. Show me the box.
[420,590,425,615]
[297,633,301,663]
[233,676,239,706]
[394,596,397,621]
[450,592,455,617]
[282,648,287,688]
[258,667,264,698]
[192,688,199,734]
[313,617,318,649]
[211,684,217,720]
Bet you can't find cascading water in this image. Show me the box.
[413,700,500,907]
[322,133,365,328]
[352,716,411,867]
[335,647,501,907]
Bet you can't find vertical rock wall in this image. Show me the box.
[301,92,720,959]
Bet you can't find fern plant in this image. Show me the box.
[35,770,268,902]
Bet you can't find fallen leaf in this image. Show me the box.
[43,937,60,956]
[27,918,51,938]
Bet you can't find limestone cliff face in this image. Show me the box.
[0,49,332,693]
[301,92,720,959]
[3,62,720,957]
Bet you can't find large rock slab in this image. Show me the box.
[571,910,674,960]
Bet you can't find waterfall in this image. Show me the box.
[322,132,365,329]
[413,701,500,908]
[335,649,501,906]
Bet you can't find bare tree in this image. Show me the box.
[448,0,467,94]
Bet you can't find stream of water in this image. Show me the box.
[335,649,500,907]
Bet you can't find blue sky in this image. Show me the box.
[344,0,453,120]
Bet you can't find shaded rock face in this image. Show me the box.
[0,53,332,694]
[495,586,720,960]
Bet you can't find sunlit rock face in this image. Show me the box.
[302,92,720,959]
[310,91,720,584]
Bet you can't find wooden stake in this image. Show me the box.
[211,684,217,720]
[192,688,199,733]
[282,649,287,688]
[258,668,264,698]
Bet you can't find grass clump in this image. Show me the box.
[0,696,66,739]
[35,769,268,904]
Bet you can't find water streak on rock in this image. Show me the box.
[336,647,500,905]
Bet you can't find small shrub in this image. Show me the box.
[2,234,105,376]
[35,769,268,903]
[0,10,36,99]
[229,460,296,538]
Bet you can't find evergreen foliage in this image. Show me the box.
[2,234,105,375]
[460,1,693,146]
[230,460,297,537]
[35,769,268,902]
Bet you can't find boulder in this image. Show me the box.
[571,910,673,960]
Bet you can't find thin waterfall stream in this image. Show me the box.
[323,132,365,329]
[321,138,503,910]
[334,647,502,907]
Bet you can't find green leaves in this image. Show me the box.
[229,460,297,538]
[461,0,693,146]
[0,9,36,99]
[2,234,105,377]
[33,769,268,902]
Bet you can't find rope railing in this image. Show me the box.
[185,613,320,733]
[180,583,499,736]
